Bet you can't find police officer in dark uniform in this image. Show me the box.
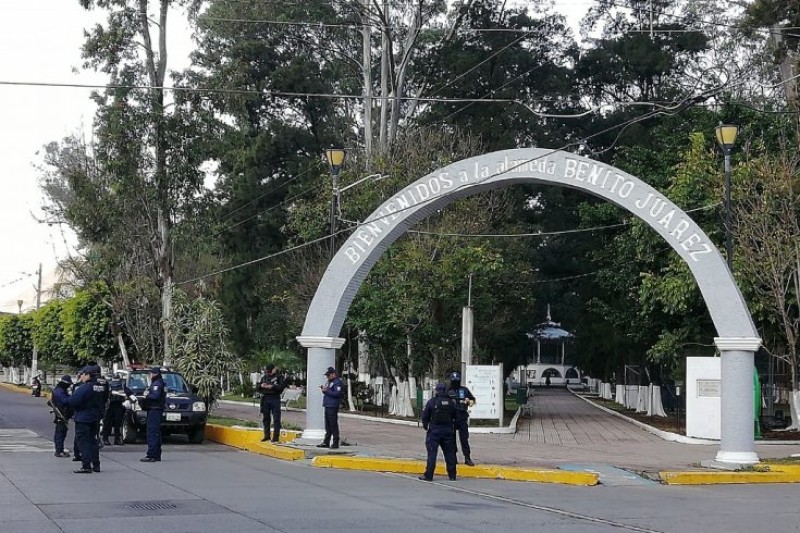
[447,371,476,466]
[259,363,285,443]
[102,374,132,445]
[69,378,83,463]
[140,367,166,462]
[94,369,110,448]
[51,375,73,457]
[419,383,457,481]
[68,366,107,473]
[317,367,343,449]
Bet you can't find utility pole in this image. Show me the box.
[361,0,373,160]
[30,263,42,381]
[460,273,474,378]
[379,0,389,150]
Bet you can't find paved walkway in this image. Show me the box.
[216,387,799,472]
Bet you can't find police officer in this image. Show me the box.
[70,379,83,463]
[317,367,343,449]
[94,369,110,448]
[140,367,166,462]
[68,366,107,473]
[419,383,457,481]
[102,374,132,445]
[447,371,476,466]
[51,375,73,458]
[31,375,42,397]
[259,363,285,443]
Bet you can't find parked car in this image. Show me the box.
[118,368,208,444]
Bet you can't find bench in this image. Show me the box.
[280,387,304,410]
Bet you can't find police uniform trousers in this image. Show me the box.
[54,420,68,455]
[75,421,99,469]
[261,397,282,441]
[73,430,82,460]
[424,425,457,480]
[102,402,125,438]
[453,416,471,459]
[323,406,340,444]
[145,409,163,460]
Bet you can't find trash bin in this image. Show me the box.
[516,387,527,406]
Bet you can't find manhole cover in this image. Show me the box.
[129,501,179,511]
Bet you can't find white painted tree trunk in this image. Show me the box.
[388,383,398,414]
[787,389,800,431]
[346,373,356,412]
[357,333,371,383]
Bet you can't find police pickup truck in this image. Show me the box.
[118,368,208,444]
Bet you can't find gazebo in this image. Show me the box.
[511,306,579,387]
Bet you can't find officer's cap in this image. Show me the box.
[435,383,446,393]
[89,365,102,375]
[59,375,73,385]
[324,366,336,376]
[265,363,275,372]
[449,371,461,382]
[79,365,94,375]
[149,366,161,375]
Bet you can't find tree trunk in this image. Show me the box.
[117,332,131,369]
[378,0,389,150]
[361,0,373,160]
[357,332,371,383]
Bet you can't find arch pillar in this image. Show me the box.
[296,336,345,441]
[713,337,762,465]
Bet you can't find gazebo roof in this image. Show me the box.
[526,305,575,341]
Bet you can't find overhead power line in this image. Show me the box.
[175,83,720,286]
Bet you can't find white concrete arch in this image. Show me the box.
[298,148,761,465]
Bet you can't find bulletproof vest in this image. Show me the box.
[432,397,454,425]
[448,386,469,411]
[109,379,125,402]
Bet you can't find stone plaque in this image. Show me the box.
[697,379,721,398]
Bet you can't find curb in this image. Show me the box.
[311,455,598,485]
[205,424,305,461]
[571,390,718,445]
[0,381,51,399]
[574,391,800,446]
[659,469,800,485]
[205,421,598,485]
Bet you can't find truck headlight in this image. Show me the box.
[192,401,206,412]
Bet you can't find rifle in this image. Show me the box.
[47,400,69,424]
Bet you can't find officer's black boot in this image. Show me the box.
[261,432,269,442]
[330,438,339,450]
[464,456,475,467]
[316,441,330,448]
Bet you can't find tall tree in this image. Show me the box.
[74,0,208,364]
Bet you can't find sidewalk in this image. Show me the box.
[215,387,800,484]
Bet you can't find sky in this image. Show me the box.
[0,1,588,314]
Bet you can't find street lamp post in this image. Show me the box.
[715,124,739,272]
[325,148,346,259]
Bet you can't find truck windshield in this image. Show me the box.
[128,372,189,394]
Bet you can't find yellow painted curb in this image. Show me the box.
[0,382,30,394]
[0,381,51,399]
[660,470,800,485]
[205,424,304,460]
[759,463,800,473]
[311,456,598,486]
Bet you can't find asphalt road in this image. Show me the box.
[2,386,799,533]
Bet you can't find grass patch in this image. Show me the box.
[763,456,800,465]
[208,415,259,428]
